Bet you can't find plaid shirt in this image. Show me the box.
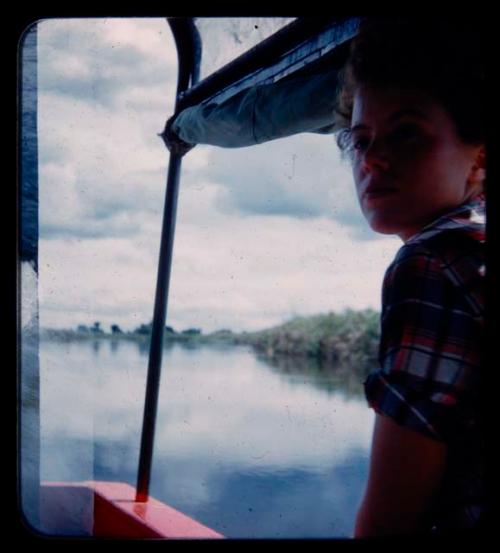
[364,194,485,532]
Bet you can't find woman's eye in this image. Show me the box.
[390,124,421,142]
[351,136,371,152]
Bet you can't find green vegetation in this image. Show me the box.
[40,322,233,345]
[235,309,380,379]
[41,309,380,378]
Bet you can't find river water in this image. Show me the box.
[40,337,374,538]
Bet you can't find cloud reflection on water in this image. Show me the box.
[40,339,373,537]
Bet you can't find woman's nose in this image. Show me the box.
[361,139,390,172]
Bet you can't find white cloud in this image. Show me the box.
[39,174,401,333]
[195,133,360,222]
[38,92,170,238]
[167,200,400,332]
[38,18,175,112]
[39,235,159,327]
[100,17,177,62]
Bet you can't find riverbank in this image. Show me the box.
[41,309,380,377]
[235,309,380,378]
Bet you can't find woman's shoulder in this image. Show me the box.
[398,228,482,266]
[401,195,485,262]
[383,226,485,321]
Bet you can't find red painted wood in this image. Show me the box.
[40,481,224,539]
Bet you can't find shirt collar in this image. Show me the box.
[405,194,485,245]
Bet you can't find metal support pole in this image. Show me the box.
[135,153,182,502]
[135,18,200,503]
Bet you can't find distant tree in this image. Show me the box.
[165,325,176,334]
[111,324,123,334]
[92,321,103,334]
[213,328,232,335]
[181,328,202,336]
[77,325,89,333]
[135,323,152,335]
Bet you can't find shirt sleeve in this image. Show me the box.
[365,243,482,443]
[171,67,340,148]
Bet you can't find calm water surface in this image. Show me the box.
[40,338,374,538]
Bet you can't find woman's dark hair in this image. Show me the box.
[335,17,485,153]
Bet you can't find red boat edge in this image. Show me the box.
[39,480,224,539]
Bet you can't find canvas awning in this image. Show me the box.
[169,17,361,147]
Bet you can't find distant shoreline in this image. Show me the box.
[39,328,236,343]
[40,309,380,378]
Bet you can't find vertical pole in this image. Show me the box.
[135,153,182,502]
[135,18,200,503]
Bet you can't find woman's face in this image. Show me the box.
[350,85,484,241]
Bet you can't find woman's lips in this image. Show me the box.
[363,185,398,201]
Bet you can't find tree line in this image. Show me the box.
[43,309,380,376]
[74,322,203,337]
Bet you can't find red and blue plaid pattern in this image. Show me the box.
[365,194,485,440]
[364,194,485,531]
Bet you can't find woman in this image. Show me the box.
[334,18,486,536]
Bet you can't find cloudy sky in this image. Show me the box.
[35,17,401,334]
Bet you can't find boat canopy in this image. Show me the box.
[169,17,361,147]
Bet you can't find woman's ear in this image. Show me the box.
[467,144,486,189]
